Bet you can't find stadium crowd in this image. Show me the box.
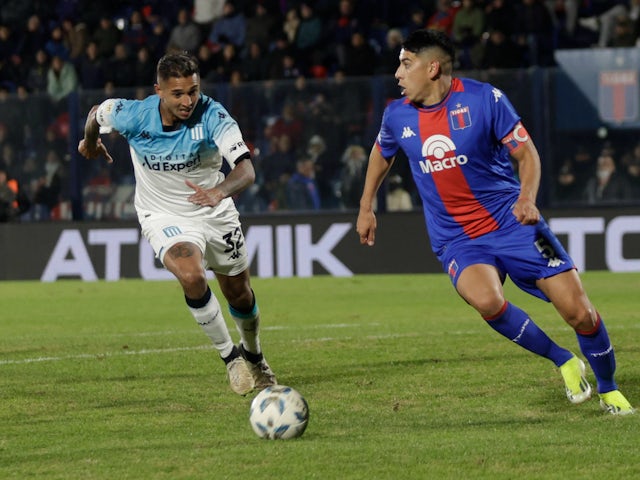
[0,0,639,221]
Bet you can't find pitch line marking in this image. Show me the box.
[1,324,634,367]
[0,331,405,367]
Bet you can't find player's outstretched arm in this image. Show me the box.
[357,146,394,246]
[78,105,114,163]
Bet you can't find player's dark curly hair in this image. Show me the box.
[156,52,200,81]
[402,29,456,66]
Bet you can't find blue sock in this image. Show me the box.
[576,314,617,393]
[484,302,573,367]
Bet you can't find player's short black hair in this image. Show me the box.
[156,52,200,81]
[402,29,456,65]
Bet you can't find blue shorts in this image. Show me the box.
[437,218,575,302]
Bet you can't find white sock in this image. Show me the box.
[187,290,234,358]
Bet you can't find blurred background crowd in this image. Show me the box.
[0,0,639,222]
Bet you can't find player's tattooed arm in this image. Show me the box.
[77,105,114,163]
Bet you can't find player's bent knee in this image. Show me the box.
[564,306,597,331]
[178,269,208,295]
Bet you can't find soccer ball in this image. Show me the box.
[249,385,309,439]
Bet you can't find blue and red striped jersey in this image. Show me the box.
[376,77,523,253]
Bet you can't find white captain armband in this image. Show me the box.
[501,122,530,153]
[96,99,117,134]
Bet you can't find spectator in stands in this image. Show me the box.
[0,86,24,144]
[213,43,239,83]
[339,144,368,209]
[33,149,64,220]
[582,149,633,204]
[607,12,638,46]
[402,6,428,37]
[484,0,515,36]
[134,45,156,87]
[286,157,321,210]
[265,102,304,150]
[62,18,88,62]
[343,31,377,76]
[44,23,70,61]
[375,28,404,75]
[265,32,292,80]
[121,10,150,55]
[386,174,413,211]
[196,43,218,83]
[25,49,49,93]
[272,50,302,80]
[78,41,106,90]
[426,0,458,37]
[554,144,595,203]
[555,157,580,203]
[329,70,370,145]
[168,8,201,54]
[578,1,629,48]
[262,133,297,182]
[241,41,269,81]
[17,15,48,62]
[305,133,340,208]
[92,15,121,60]
[326,0,362,69]
[513,0,555,66]
[15,84,46,148]
[207,1,246,54]
[282,7,300,45]
[295,3,324,59]
[452,0,486,69]
[0,24,16,60]
[621,140,640,197]
[244,3,280,52]
[283,75,314,117]
[0,166,18,222]
[146,12,170,59]
[106,43,135,88]
[47,55,78,109]
[193,0,226,40]
[480,28,523,70]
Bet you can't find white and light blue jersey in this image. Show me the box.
[96,93,250,218]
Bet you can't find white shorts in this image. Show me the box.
[139,203,249,276]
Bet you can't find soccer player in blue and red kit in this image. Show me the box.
[357,29,634,415]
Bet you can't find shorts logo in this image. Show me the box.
[447,259,459,279]
[163,226,182,238]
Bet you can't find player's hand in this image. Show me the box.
[186,180,224,208]
[512,197,540,225]
[356,209,377,246]
[78,138,113,163]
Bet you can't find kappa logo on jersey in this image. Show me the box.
[401,126,416,138]
[491,88,503,103]
[450,105,471,130]
[190,123,204,141]
[419,134,468,174]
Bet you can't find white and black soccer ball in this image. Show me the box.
[249,385,309,440]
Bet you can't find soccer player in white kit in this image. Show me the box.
[78,52,276,396]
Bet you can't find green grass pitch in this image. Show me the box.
[1,272,639,479]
